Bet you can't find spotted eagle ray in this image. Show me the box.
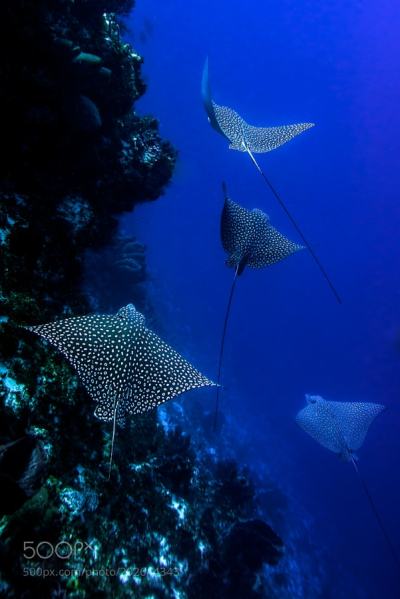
[27,304,215,478]
[202,59,341,304]
[296,394,400,569]
[214,183,303,429]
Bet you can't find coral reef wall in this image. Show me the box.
[0,0,175,320]
[0,2,287,598]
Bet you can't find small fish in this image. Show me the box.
[202,59,341,304]
[27,304,215,478]
[214,184,303,429]
[296,394,400,569]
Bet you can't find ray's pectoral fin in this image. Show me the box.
[26,303,216,478]
[328,401,386,452]
[202,58,226,138]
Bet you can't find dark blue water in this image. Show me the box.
[124,1,400,597]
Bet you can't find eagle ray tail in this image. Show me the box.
[351,457,400,571]
[245,147,342,304]
[108,399,119,480]
[213,266,239,431]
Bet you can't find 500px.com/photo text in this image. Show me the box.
[23,566,181,579]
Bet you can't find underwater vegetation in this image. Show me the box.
[0,0,176,325]
[0,1,300,597]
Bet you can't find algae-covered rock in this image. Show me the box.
[73,51,103,65]
[2,487,51,540]
[68,95,103,132]
[0,0,287,597]
[0,436,47,515]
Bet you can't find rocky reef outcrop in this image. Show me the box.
[0,0,175,321]
[0,1,288,597]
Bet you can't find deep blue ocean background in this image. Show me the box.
[123,2,400,597]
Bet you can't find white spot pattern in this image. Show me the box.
[202,61,314,154]
[296,394,385,460]
[211,101,314,154]
[221,194,303,270]
[27,304,215,425]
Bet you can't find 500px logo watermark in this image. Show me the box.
[23,541,93,560]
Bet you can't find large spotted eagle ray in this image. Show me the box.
[214,183,303,429]
[296,394,400,569]
[202,59,341,304]
[26,304,215,478]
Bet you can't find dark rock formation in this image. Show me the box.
[83,234,148,312]
[0,436,47,514]
[0,1,285,597]
[0,0,176,323]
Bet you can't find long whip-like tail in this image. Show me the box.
[351,457,400,570]
[108,399,119,480]
[245,147,342,304]
[213,266,239,431]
